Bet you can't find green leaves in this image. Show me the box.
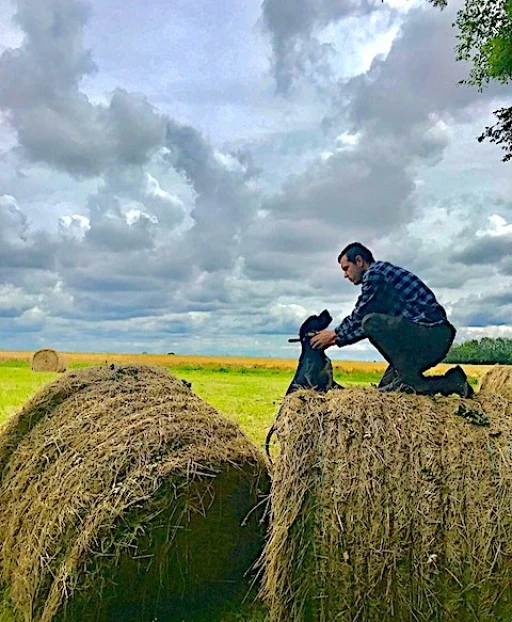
[446,336,512,365]
[453,0,510,87]
[417,0,512,161]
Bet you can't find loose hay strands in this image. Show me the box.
[260,387,512,622]
[30,348,66,372]
[478,364,512,400]
[0,365,269,622]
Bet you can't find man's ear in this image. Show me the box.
[355,255,364,267]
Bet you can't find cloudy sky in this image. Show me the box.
[0,0,510,359]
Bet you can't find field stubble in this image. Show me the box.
[0,349,488,376]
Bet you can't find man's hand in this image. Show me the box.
[310,329,337,350]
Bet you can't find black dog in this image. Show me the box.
[265,309,343,462]
[285,308,342,395]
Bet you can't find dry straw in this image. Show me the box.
[30,348,66,372]
[478,364,512,400]
[0,365,269,622]
[260,387,512,622]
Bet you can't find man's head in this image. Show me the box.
[337,242,374,285]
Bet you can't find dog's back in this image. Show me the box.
[286,339,339,394]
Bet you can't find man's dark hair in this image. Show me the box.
[337,242,375,265]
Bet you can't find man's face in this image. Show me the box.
[339,254,365,285]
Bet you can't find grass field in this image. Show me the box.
[0,351,398,447]
[0,350,486,444]
[0,352,488,621]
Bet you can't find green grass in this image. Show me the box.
[0,365,57,424]
[0,362,380,448]
[171,368,292,448]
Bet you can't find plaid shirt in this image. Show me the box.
[334,261,449,347]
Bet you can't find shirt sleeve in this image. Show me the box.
[334,268,384,347]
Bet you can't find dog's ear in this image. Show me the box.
[317,309,332,328]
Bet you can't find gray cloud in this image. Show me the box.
[246,8,462,273]
[0,0,263,318]
[266,145,415,221]
[164,120,261,272]
[0,195,56,273]
[345,12,473,130]
[261,0,381,93]
[450,292,512,327]
[0,0,510,357]
[452,235,512,268]
[259,5,507,238]
[0,1,165,177]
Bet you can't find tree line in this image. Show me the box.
[445,337,512,364]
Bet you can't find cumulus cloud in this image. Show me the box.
[242,5,476,286]
[451,214,512,274]
[0,0,510,356]
[0,0,165,176]
[0,0,264,316]
[268,6,505,222]
[163,120,261,272]
[261,0,383,92]
[0,283,37,314]
[0,194,28,240]
[0,194,56,273]
[450,286,512,327]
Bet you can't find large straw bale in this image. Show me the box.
[261,387,512,622]
[478,364,512,400]
[31,348,66,372]
[0,365,269,622]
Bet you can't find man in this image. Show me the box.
[310,242,473,397]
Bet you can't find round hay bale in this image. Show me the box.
[260,387,512,622]
[0,365,269,622]
[31,348,66,372]
[478,364,512,400]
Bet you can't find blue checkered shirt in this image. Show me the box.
[334,261,449,347]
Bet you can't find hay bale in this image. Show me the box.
[260,387,512,622]
[0,365,269,622]
[31,348,66,372]
[478,364,512,400]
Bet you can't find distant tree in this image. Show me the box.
[388,0,512,161]
[445,337,512,364]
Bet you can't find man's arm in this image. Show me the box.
[310,329,337,349]
[312,269,383,350]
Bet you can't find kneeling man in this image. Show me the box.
[311,242,473,397]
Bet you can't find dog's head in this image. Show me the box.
[289,309,333,343]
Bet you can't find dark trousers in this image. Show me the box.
[362,313,455,388]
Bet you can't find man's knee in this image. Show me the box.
[362,313,387,337]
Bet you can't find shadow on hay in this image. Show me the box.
[59,470,267,622]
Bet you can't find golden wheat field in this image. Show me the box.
[0,349,490,379]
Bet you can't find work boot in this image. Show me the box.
[441,366,474,398]
[378,374,416,394]
[377,365,398,389]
